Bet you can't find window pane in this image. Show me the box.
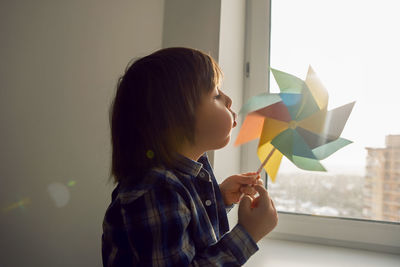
[269,0,400,223]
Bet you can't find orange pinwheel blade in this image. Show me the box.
[234,112,265,146]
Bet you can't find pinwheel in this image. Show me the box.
[235,66,355,182]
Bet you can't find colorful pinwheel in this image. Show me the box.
[235,66,355,182]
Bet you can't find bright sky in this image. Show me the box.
[270,0,400,174]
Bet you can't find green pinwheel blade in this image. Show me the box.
[239,93,281,115]
[272,128,317,159]
[312,138,353,160]
[270,129,294,161]
[292,156,327,171]
[271,68,307,93]
[292,129,318,159]
[271,128,328,171]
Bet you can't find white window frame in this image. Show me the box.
[242,0,400,254]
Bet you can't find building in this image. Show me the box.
[363,135,400,222]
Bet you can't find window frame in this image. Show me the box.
[242,0,400,254]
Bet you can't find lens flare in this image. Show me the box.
[146,150,155,159]
[47,182,70,208]
[3,197,31,213]
[67,180,76,187]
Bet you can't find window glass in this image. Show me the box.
[269,0,400,223]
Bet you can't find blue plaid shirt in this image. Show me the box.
[102,153,258,266]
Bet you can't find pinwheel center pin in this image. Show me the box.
[288,120,298,129]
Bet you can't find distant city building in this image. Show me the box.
[363,135,400,221]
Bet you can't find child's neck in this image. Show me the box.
[178,142,205,162]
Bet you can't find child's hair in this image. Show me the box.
[110,47,223,184]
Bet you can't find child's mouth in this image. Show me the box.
[232,111,237,128]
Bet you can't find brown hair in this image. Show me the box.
[110,47,222,184]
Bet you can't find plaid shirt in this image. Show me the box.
[102,153,258,266]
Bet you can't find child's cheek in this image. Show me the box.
[219,108,234,134]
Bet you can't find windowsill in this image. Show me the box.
[245,238,400,267]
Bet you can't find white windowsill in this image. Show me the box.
[269,212,400,254]
[244,238,400,267]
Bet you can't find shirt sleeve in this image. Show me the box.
[121,183,258,267]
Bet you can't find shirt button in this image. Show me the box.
[205,200,212,206]
[199,172,205,178]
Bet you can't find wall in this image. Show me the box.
[215,0,246,224]
[162,0,221,59]
[0,1,164,266]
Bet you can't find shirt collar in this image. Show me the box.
[175,153,203,177]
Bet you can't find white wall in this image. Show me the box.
[162,0,221,59]
[215,0,246,181]
[0,1,164,266]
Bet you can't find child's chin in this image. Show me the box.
[215,136,231,149]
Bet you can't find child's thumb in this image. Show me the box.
[238,195,253,213]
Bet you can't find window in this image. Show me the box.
[267,0,400,223]
[243,0,400,253]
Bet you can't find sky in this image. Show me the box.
[270,0,400,174]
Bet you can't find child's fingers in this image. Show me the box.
[270,198,276,210]
[242,172,259,176]
[235,174,259,185]
[240,178,264,196]
[240,185,256,195]
[253,184,270,208]
[238,195,253,212]
[255,179,264,186]
[251,196,260,208]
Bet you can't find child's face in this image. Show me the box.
[194,85,237,152]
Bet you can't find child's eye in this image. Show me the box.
[214,94,222,100]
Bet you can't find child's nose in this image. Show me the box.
[225,95,232,108]
[231,110,237,121]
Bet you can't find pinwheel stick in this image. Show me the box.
[256,147,277,174]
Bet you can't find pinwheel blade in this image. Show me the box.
[292,156,326,171]
[257,142,283,182]
[271,68,307,93]
[254,101,292,122]
[323,102,355,139]
[294,86,321,121]
[295,126,336,149]
[259,117,289,147]
[235,113,265,146]
[280,93,303,120]
[271,129,326,171]
[299,101,355,139]
[312,138,353,160]
[239,93,281,115]
[305,66,329,110]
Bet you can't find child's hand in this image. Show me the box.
[219,173,262,206]
[238,184,278,243]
